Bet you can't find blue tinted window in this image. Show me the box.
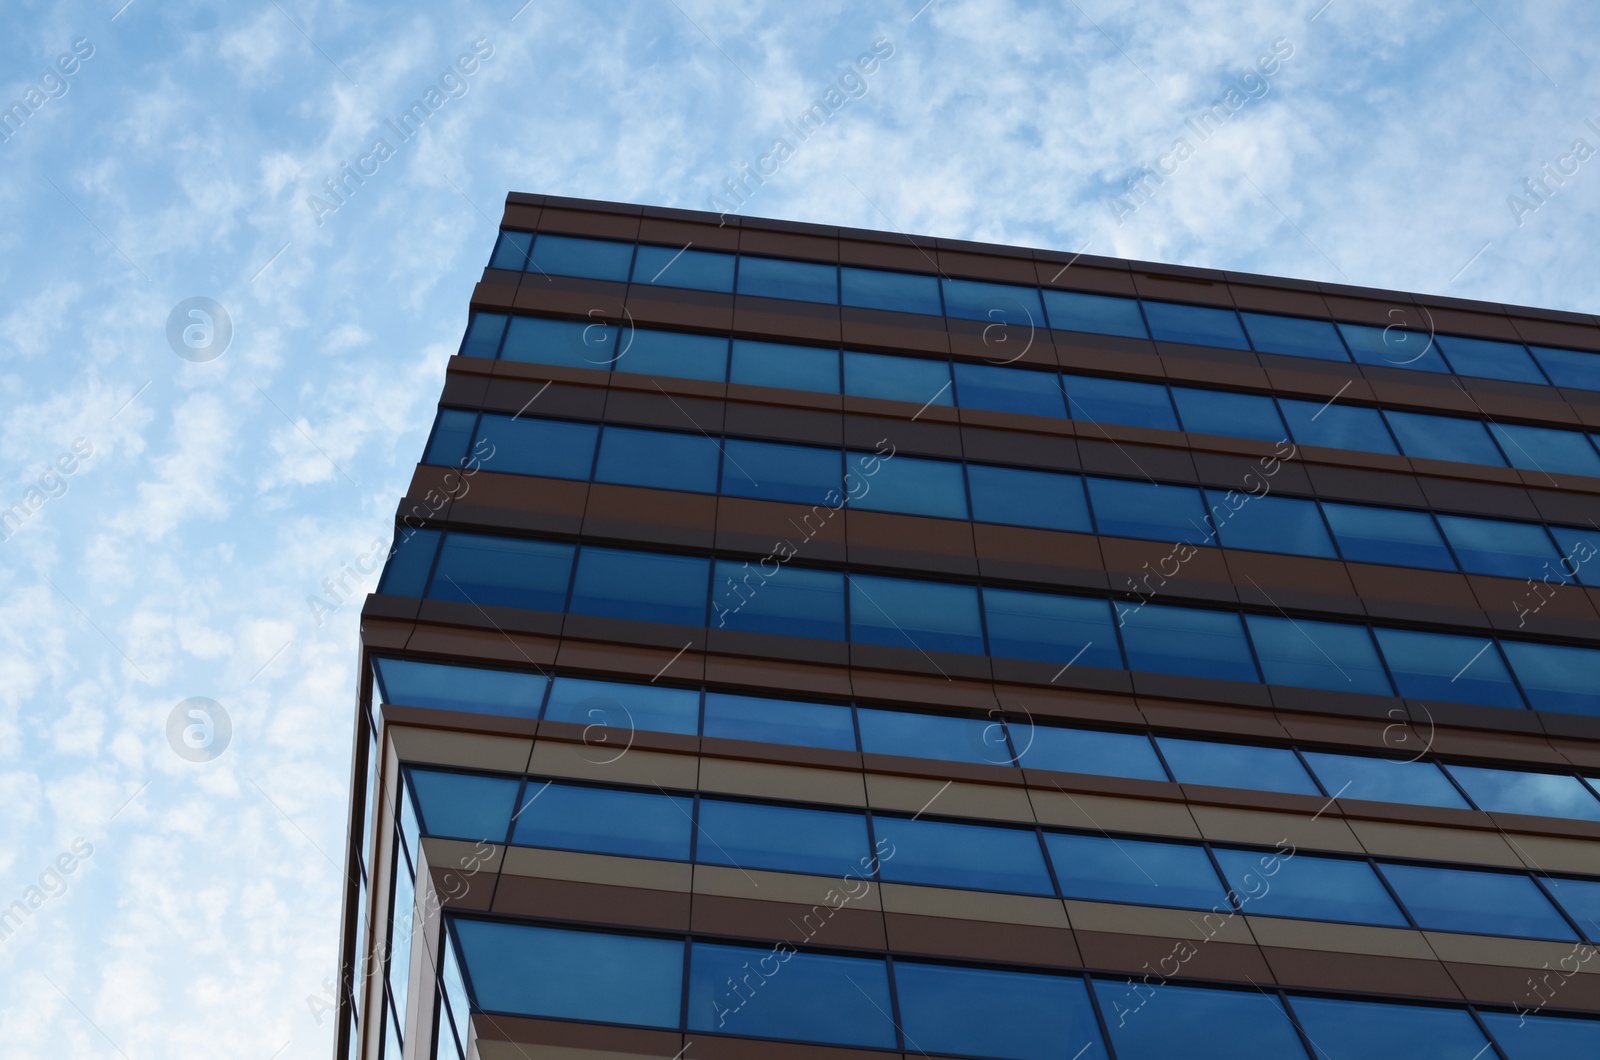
[489,230,532,271]
[1547,877,1600,943]
[1042,289,1147,338]
[1289,996,1490,1059]
[544,676,699,736]
[895,962,1105,1060]
[500,315,618,369]
[1280,398,1399,454]
[1386,410,1506,466]
[1339,323,1449,373]
[425,409,478,467]
[1239,312,1349,361]
[1244,614,1392,696]
[1143,301,1249,350]
[614,328,726,382]
[530,234,633,282]
[1156,737,1318,795]
[1481,1011,1600,1057]
[454,919,683,1026]
[728,338,839,393]
[1436,514,1565,581]
[373,658,547,717]
[696,799,869,876]
[718,437,840,505]
[474,415,599,480]
[857,707,1013,767]
[1099,981,1308,1060]
[841,267,942,315]
[1207,492,1335,558]
[686,943,894,1047]
[430,534,574,612]
[843,350,952,406]
[594,426,719,493]
[1531,345,1600,391]
[1373,629,1524,709]
[1017,726,1166,781]
[1046,832,1226,908]
[1216,847,1407,925]
[983,588,1122,670]
[1501,640,1600,716]
[510,782,693,861]
[1322,503,1455,570]
[711,561,845,641]
[632,244,735,292]
[389,863,415,1015]
[941,278,1043,325]
[1434,334,1546,383]
[1548,526,1600,587]
[737,256,838,303]
[875,816,1054,894]
[702,692,856,751]
[850,453,967,518]
[850,574,984,655]
[460,312,508,359]
[1064,374,1178,431]
[378,527,441,596]
[569,547,708,627]
[1172,387,1286,442]
[1300,752,1468,809]
[1087,478,1210,544]
[1380,863,1576,939]
[1491,422,1600,477]
[408,769,518,842]
[1120,604,1259,683]
[1445,763,1600,822]
[439,933,470,1059]
[954,362,1065,417]
[967,465,1092,532]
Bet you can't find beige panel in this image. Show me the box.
[499,846,692,892]
[1189,805,1364,853]
[420,837,506,877]
[1424,931,1600,970]
[1502,833,1600,876]
[1347,820,1522,867]
[864,774,1035,822]
[527,740,699,789]
[697,757,867,807]
[693,864,883,910]
[1243,915,1435,960]
[1064,899,1257,945]
[1028,790,1201,838]
[389,725,533,773]
[880,883,1069,928]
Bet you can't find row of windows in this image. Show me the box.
[406,767,1600,943]
[378,529,1600,715]
[426,406,1600,586]
[488,228,1600,392]
[445,914,1600,1058]
[373,657,1600,823]
[461,311,1600,479]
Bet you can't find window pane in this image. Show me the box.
[1064,374,1178,431]
[1373,628,1524,709]
[857,707,1013,767]
[1491,422,1600,476]
[1172,387,1286,442]
[1434,334,1545,383]
[453,919,683,1026]
[1098,981,1309,1060]
[474,415,599,480]
[594,425,719,493]
[895,962,1106,1060]
[424,409,478,467]
[1213,848,1406,925]
[1436,514,1565,581]
[1481,1011,1600,1057]
[849,453,967,518]
[408,769,519,843]
[1445,763,1600,822]
[1043,289,1147,338]
[1546,877,1600,943]
[968,465,1092,532]
[1240,312,1349,361]
[875,816,1054,894]
[1046,832,1226,909]
[729,338,839,393]
[849,574,984,655]
[1386,410,1506,466]
[843,350,952,406]
[632,244,735,292]
[1379,863,1576,939]
[1016,726,1167,781]
[1322,503,1455,570]
[711,560,845,641]
[569,547,708,627]
[941,277,1043,325]
[697,799,868,876]
[488,230,532,271]
[500,315,618,370]
[1279,398,1399,454]
[1501,640,1600,716]
[544,676,699,736]
[719,437,841,505]
[378,527,440,596]
[510,782,693,861]
[1288,996,1490,1059]
[430,534,574,612]
[1531,345,1600,391]
[1087,478,1210,544]
[389,863,414,1025]
[1118,603,1260,683]
[953,362,1065,417]
[1300,752,1468,809]
[686,943,895,1047]
[702,692,856,751]
[737,256,838,303]
[1339,323,1450,373]
[438,934,470,1059]
[613,327,727,382]
[1143,301,1249,350]
[982,588,1123,670]
[528,234,631,281]
[841,266,942,315]
[1243,614,1393,696]
[1156,737,1318,795]
[373,658,547,718]
[460,312,508,360]
[1207,492,1336,558]
[1548,525,1600,587]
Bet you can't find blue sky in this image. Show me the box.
[1,0,1597,1055]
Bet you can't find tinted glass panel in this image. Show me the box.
[841,266,942,315]
[1436,514,1565,581]
[1239,312,1348,361]
[696,799,869,876]
[373,658,547,717]
[895,962,1106,1060]
[460,312,508,360]
[1118,603,1260,683]
[1243,614,1392,696]
[594,425,719,493]
[1434,334,1546,383]
[474,416,598,480]
[941,277,1043,325]
[686,944,895,1047]
[1339,323,1450,373]
[954,362,1065,417]
[1322,503,1455,570]
[1445,763,1600,822]
[1207,492,1336,558]
[1288,996,1490,1059]
[613,328,726,382]
[1300,752,1469,809]
[1480,1011,1600,1057]
[1380,862,1577,939]
[424,409,478,467]
[1143,301,1249,349]
[857,707,1013,767]
[568,547,708,627]
[408,770,519,842]
[488,230,532,271]
[1531,345,1600,391]
[1098,981,1309,1060]
[1087,478,1210,543]
[849,574,984,655]
[1374,628,1524,709]
[1046,832,1227,909]
[378,527,440,596]
[510,782,693,861]
[1491,422,1600,477]
[1279,398,1398,455]
[500,315,618,369]
[1386,410,1506,466]
[1157,737,1318,795]
[530,234,633,282]
[544,676,699,736]
[702,692,856,751]
[719,437,840,505]
[430,534,574,612]
[875,815,1055,894]
[967,465,1092,531]
[1064,374,1178,431]
[632,244,735,292]
[842,350,952,406]
[737,256,837,303]
[728,338,839,393]
[1016,726,1167,781]
[1213,847,1406,925]
[982,588,1123,670]
[1548,526,1600,587]
[1547,877,1600,943]
[711,560,845,641]
[1501,640,1600,716]
[1042,289,1147,338]
[1172,387,1286,442]
[850,453,968,518]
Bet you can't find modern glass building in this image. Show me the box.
[336,192,1600,1059]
